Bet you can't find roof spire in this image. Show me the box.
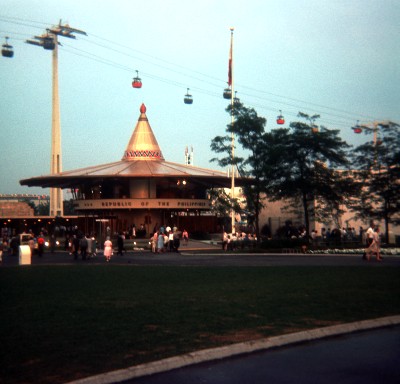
[122,104,164,161]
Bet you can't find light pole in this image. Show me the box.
[26,21,86,217]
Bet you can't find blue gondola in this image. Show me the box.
[223,87,232,99]
[184,88,193,104]
[2,37,14,58]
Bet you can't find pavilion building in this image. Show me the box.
[20,104,250,238]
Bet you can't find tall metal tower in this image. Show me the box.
[26,21,86,217]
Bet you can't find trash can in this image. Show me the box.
[19,245,31,265]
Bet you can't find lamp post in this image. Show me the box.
[26,22,86,217]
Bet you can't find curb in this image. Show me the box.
[65,315,400,384]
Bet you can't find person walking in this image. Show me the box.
[150,231,158,253]
[103,237,113,262]
[222,231,229,251]
[182,229,189,246]
[117,232,125,255]
[156,230,164,253]
[173,229,180,252]
[362,221,375,260]
[168,230,174,252]
[72,235,80,260]
[80,235,88,260]
[28,235,35,257]
[365,227,382,261]
[37,233,45,257]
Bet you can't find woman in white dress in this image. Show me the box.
[103,237,113,262]
[365,227,382,262]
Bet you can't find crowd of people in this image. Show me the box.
[1,230,49,260]
[98,225,188,262]
[222,231,257,251]
[0,219,386,263]
[149,226,187,253]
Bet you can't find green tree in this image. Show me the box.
[350,121,400,243]
[210,101,267,240]
[262,113,352,237]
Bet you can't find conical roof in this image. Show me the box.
[122,103,164,161]
[20,103,252,189]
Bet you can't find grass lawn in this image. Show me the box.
[1,265,399,384]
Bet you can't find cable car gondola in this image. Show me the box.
[223,86,232,99]
[2,37,14,58]
[132,70,142,88]
[276,110,285,125]
[352,121,362,134]
[42,35,56,50]
[184,88,193,104]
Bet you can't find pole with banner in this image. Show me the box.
[229,27,235,234]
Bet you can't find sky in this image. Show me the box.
[0,0,399,196]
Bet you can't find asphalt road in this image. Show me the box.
[3,252,400,267]
[2,240,400,267]
[121,326,400,384]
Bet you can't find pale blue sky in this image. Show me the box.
[0,0,399,195]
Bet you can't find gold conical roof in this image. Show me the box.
[122,103,164,161]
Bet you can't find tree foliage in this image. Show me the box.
[210,105,353,240]
[211,100,400,243]
[210,101,268,239]
[350,122,400,242]
[261,113,352,236]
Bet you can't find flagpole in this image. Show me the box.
[229,27,235,234]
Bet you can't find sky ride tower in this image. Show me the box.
[26,21,86,217]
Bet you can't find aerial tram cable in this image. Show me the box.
[28,41,381,130]
[48,39,372,128]
[0,15,48,32]
[2,15,390,126]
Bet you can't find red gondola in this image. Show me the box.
[184,88,193,104]
[132,70,142,88]
[276,110,285,125]
[352,121,362,134]
[2,37,14,58]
